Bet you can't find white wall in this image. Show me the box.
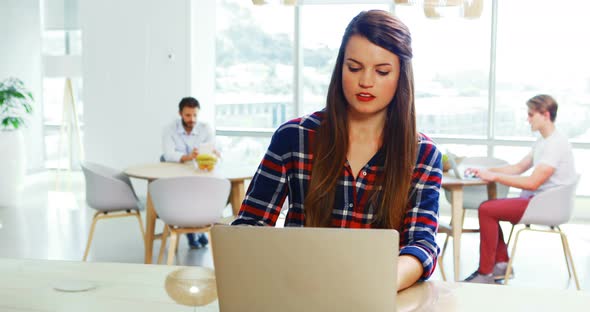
[0,0,44,171]
[191,0,217,126]
[81,0,191,170]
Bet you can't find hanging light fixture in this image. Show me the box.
[424,0,462,7]
[423,5,442,19]
[462,0,483,19]
[252,0,297,5]
[395,0,482,19]
[394,0,417,5]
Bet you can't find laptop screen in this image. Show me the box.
[211,225,399,312]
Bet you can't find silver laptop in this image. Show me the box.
[447,152,479,180]
[211,225,399,312]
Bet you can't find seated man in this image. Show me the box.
[162,96,215,249]
[464,94,576,284]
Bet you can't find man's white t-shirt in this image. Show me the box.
[530,130,576,194]
[162,119,214,163]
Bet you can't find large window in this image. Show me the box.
[495,0,590,141]
[396,2,492,138]
[213,0,590,196]
[215,0,294,129]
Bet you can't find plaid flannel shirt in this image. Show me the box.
[233,111,442,280]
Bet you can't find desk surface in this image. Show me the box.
[441,174,492,187]
[1,258,588,311]
[124,162,255,182]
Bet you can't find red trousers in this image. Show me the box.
[477,197,531,274]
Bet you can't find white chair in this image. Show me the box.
[438,156,509,281]
[80,162,145,261]
[149,176,230,265]
[503,176,581,290]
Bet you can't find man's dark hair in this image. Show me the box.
[178,97,200,112]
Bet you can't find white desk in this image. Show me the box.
[1,258,588,311]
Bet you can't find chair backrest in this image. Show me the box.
[80,161,139,212]
[444,156,510,209]
[518,175,580,226]
[149,176,230,228]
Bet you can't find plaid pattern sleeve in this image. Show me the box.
[231,113,319,226]
[399,133,443,280]
[231,129,290,226]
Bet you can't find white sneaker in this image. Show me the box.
[493,262,514,281]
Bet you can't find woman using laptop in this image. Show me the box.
[233,10,442,291]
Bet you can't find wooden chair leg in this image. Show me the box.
[438,252,447,281]
[134,210,146,244]
[504,227,524,285]
[558,230,572,278]
[167,231,178,265]
[560,232,581,290]
[439,235,449,281]
[82,212,102,261]
[506,225,515,247]
[158,225,170,265]
[206,229,213,250]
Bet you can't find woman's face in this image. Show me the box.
[342,35,401,118]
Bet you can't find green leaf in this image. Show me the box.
[24,103,33,113]
[0,77,34,127]
[11,118,19,129]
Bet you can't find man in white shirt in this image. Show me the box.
[464,94,576,284]
[162,97,215,248]
[162,97,215,163]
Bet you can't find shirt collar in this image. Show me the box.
[175,119,197,136]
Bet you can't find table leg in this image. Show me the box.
[144,190,156,264]
[450,187,464,282]
[486,182,497,200]
[230,181,245,216]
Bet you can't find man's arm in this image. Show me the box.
[477,163,555,191]
[162,127,186,163]
[488,153,533,175]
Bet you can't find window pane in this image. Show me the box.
[572,149,590,196]
[396,2,492,137]
[42,30,82,55]
[215,0,294,129]
[439,144,487,158]
[493,145,530,167]
[42,77,84,169]
[495,0,590,141]
[300,4,389,115]
[42,30,66,55]
[216,136,271,167]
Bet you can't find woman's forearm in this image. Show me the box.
[397,255,423,291]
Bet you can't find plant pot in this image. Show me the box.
[0,130,26,207]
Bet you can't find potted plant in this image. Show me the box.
[0,77,34,207]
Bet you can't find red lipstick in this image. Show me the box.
[356,92,375,102]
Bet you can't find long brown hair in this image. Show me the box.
[304,10,417,231]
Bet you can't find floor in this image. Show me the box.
[0,170,589,292]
